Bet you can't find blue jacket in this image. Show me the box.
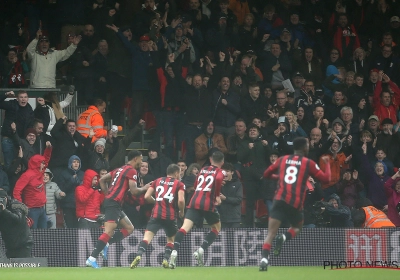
[117,31,153,91]
[58,155,84,209]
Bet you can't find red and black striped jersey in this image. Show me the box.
[188,165,225,211]
[263,155,331,210]
[150,177,185,220]
[106,165,137,205]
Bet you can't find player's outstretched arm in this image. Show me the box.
[99,173,112,194]
[312,156,331,184]
[144,184,156,204]
[263,159,279,179]
[130,180,152,196]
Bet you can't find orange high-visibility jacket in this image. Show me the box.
[362,206,395,228]
[76,106,107,142]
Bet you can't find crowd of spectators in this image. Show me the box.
[1,0,400,228]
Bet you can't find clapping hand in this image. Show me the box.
[46,141,52,148]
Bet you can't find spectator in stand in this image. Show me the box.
[76,99,108,142]
[205,12,240,54]
[58,155,84,228]
[229,0,249,25]
[240,82,268,125]
[377,118,400,167]
[167,24,196,64]
[31,119,52,157]
[26,29,80,88]
[263,149,279,214]
[294,48,322,87]
[352,198,395,228]
[237,123,270,227]
[348,48,370,79]
[75,169,104,229]
[366,115,381,138]
[373,71,400,125]
[226,119,248,168]
[308,127,324,163]
[384,170,400,226]
[219,162,243,228]
[332,13,360,61]
[360,142,389,210]
[261,43,292,89]
[147,141,173,178]
[324,47,345,70]
[319,134,350,198]
[67,36,95,105]
[84,133,110,173]
[50,117,88,185]
[325,90,348,122]
[39,87,75,136]
[10,123,38,167]
[316,193,353,227]
[295,80,325,119]
[336,169,364,209]
[92,40,109,101]
[238,13,258,53]
[195,120,227,166]
[182,73,213,165]
[0,91,34,168]
[212,74,241,139]
[284,110,307,137]
[267,116,296,155]
[371,45,400,84]
[257,4,283,40]
[13,142,52,229]
[57,0,86,48]
[1,48,29,88]
[271,90,296,117]
[132,0,158,38]
[44,168,65,229]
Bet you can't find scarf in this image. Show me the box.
[8,60,25,86]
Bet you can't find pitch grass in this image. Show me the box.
[1,266,399,280]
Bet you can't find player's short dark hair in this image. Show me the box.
[167,164,180,175]
[211,150,224,164]
[222,162,234,171]
[127,150,142,161]
[293,137,308,151]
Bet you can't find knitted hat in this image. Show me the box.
[381,118,393,125]
[25,128,37,137]
[94,138,106,148]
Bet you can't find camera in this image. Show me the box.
[312,201,330,227]
[0,197,7,211]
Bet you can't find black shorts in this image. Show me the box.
[269,200,304,226]
[103,199,127,224]
[185,208,220,226]
[146,218,178,238]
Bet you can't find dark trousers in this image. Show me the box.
[154,110,185,161]
[242,168,265,228]
[63,208,78,228]
[183,124,203,165]
[108,72,131,125]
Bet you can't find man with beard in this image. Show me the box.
[212,76,241,139]
[308,128,324,162]
[10,123,38,167]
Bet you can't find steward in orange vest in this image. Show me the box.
[362,206,395,228]
[77,99,107,142]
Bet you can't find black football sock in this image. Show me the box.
[164,243,174,260]
[173,229,187,251]
[109,229,129,244]
[200,229,219,250]
[262,243,271,259]
[137,240,149,256]
[91,233,110,258]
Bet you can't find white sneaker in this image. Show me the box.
[169,250,177,269]
[193,247,204,266]
[259,258,268,271]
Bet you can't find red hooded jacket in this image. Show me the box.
[75,169,104,220]
[13,147,52,208]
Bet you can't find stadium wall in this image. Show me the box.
[1,228,400,267]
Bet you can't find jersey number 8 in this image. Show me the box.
[284,166,298,184]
